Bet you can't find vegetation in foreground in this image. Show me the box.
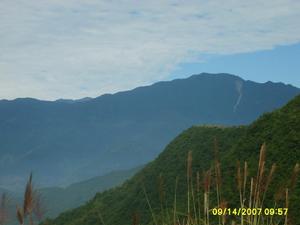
[1,142,299,225]
[0,174,45,225]
[0,167,142,225]
[1,95,300,225]
[142,143,298,225]
[39,95,300,225]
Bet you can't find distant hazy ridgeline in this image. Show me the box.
[2,166,141,225]
[43,94,300,225]
[0,73,299,191]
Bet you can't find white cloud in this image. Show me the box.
[1,0,300,100]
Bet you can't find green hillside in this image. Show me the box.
[42,95,300,225]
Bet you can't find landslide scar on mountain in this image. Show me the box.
[233,80,243,112]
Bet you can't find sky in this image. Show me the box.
[1,0,300,100]
[172,43,300,86]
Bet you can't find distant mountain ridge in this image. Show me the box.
[55,97,93,103]
[0,73,299,190]
[43,94,300,225]
[1,166,141,225]
[40,165,141,219]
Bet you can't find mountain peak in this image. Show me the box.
[190,72,244,81]
[0,73,299,190]
[44,92,300,225]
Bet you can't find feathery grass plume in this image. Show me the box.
[23,173,34,217]
[236,161,244,225]
[247,177,254,225]
[236,161,242,195]
[243,161,248,224]
[255,143,266,196]
[290,163,299,190]
[203,170,211,194]
[274,185,285,203]
[261,163,276,205]
[186,151,192,224]
[253,144,266,209]
[0,193,8,225]
[213,137,222,225]
[213,137,222,191]
[184,151,197,224]
[187,151,193,180]
[248,177,254,209]
[242,162,248,201]
[258,143,266,170]
[196,171,201,224]
[251,144,266,225]
[20,173,45,225]
[274,163,299,204]
[219,200,227,225]
[190,173,197,225]
[215,160,222,189]
[146,143,297,225]
[258,161,265,185]
[255,163,276,225]
[203,170,211,225]
[16,205,24,225]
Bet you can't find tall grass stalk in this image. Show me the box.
[14,173,45,225]
[143,143,299,225]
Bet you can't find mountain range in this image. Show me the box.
[0,73,299,191]
[43,93,300,225]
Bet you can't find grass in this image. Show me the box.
[0,143,298,225]
[141,143,299,225]
[15,173,45,225]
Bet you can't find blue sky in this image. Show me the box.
[172,43,300,87]
[1,0,300,100]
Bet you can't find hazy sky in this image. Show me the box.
[1,0,300,100]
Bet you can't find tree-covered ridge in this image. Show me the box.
[42,95,300,225]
